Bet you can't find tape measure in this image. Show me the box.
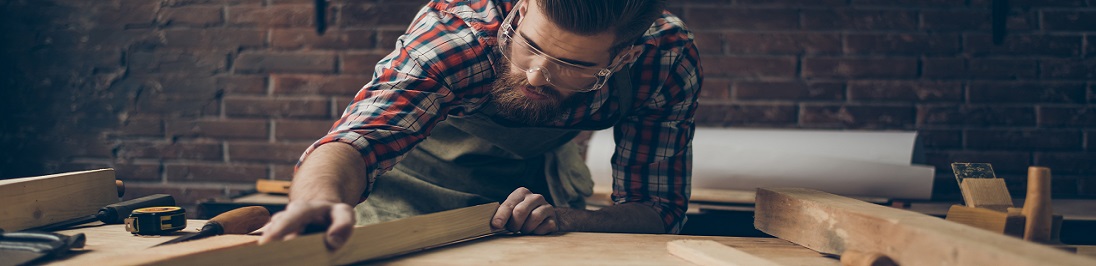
[124,206,187,235]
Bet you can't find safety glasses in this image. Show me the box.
[497,1,625,92]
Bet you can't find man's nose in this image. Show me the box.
[524,67,550,87]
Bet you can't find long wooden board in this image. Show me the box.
[0,169,119,231]
[54,223,839,265]
[74,203,501,265]
[754,188,1096,266]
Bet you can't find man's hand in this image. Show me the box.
[258,200,356,250]
[258,142,366,250]
[492,187,558,234]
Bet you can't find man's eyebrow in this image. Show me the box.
[519,31,599,67]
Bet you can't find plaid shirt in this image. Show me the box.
[301,0,701,233]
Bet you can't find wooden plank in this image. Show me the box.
[0,169,119,231]
[754,188,1096,266]
[90,203,502,265]
[668,239,784,266]
[328,202,499,265]
[49,221,838,265]
[255,179,291,194]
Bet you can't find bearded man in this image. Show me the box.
[261,0,701,250]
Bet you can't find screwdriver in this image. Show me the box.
[153,206,271,247]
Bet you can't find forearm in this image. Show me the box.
[555,202,665,234]
[290,142,368,205]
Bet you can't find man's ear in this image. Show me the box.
[613,46,643,71]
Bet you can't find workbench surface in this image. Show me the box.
[373,232,839,265]
[49,220,839,265]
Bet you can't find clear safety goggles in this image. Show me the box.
[497,2,626,92]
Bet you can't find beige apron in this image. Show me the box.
[355,68,635,225]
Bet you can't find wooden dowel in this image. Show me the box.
[1022,166,1053,243]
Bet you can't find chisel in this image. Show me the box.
[153,206,270,247]
[32,194,175,231]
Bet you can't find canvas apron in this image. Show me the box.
[355,68,635,225]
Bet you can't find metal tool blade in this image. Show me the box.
[152,231,210,247]
[951,162,997,185]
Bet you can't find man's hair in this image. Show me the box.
[536,0,665,56]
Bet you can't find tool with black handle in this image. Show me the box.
[32,194,176,231]
[153,206,271,247]
[0,229,86,266]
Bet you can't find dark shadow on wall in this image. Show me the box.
[0,1,125,179]
[1,1,45,179]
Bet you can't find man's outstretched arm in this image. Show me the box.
[258,142,365,250]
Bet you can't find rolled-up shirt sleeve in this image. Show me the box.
[296,3,492,200]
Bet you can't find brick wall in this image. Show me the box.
[1,0,1093,212]
[678,0,1096,199]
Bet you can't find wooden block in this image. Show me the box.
[945,205,1025,237]
[754,188,1096,266]
[93,203,501,265]
[0,169,119,231]
[667,239,783,266]
[255,179,291,194]
[959,178,1013,212]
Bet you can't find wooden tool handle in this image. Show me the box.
[1022,166,1053,243]
[210,206,271,235]
[116,180,125,197]
[255,179,292,194]
[840,250,897,266]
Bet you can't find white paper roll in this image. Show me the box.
[585,127,935,200]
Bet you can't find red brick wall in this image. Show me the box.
[679,0,1095,199]
[1,0,1093,211]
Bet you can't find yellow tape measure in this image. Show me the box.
[124,206,187,235]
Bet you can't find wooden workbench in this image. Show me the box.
[50,220,214,265]
[48,220,838,265]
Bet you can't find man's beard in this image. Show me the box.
[488,64,586,125]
